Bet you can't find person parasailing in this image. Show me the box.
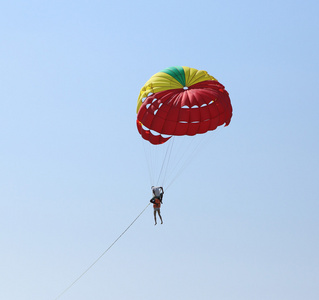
[150,186,164,225]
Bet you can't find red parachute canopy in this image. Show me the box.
[136,66,232,145]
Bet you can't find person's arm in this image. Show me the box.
[160,187,164,203]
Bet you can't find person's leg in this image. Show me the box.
[154,210,157,225]
[158,209,163,224]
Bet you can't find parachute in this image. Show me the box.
[136,66,232,187]
[136,66,232,145]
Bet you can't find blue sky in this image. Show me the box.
[1,0,318,299]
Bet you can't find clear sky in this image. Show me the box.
[1,0,318,299]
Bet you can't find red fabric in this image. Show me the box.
[137,80,232,145]
[153,198,161,208]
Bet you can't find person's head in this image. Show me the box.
[151,186,154,189]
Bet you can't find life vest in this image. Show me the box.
[153,198,161,208]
